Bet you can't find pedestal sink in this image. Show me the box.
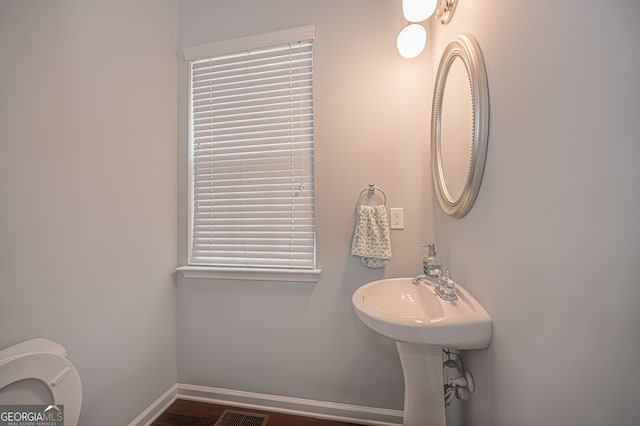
[352,277,492,426]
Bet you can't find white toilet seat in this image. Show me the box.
[0,339,82,426]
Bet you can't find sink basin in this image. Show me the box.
[352,277,492,349]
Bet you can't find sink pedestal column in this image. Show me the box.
[396,342,446,426]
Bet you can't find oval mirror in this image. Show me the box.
[432,34,489,218]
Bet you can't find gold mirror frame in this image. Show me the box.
[432,34,489,218]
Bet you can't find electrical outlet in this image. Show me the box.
[390,208,404,229]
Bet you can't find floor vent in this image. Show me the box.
[213,409,269,426]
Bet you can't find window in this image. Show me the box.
[182,27,317,275]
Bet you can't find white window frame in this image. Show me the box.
[177,26,321,282]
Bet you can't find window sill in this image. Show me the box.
[176,266,322,283]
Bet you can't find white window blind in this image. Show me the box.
[187,34,315,270]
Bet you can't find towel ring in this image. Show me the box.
[357,184,387,207]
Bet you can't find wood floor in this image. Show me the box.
[152,399,366,426]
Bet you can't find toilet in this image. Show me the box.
[0,338,82,426]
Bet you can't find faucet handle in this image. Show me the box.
[443,271,456,290]
[435,271,458,301]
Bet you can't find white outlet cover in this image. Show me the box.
[390,208,404,229]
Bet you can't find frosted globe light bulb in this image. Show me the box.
[396,24,427,59]
[402,0,438,22]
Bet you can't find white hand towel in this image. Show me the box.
[351,205,392,268]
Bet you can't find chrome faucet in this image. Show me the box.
[412,270,458,301]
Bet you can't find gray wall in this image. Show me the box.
[429,1,640,425]
[0,1,178,425]
[178,0,640,423]
[176,0,433,410]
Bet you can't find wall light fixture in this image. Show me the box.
[396,23,427,59]
[396,0,459,59]
[402,0,438,23]
[436,0,459,25]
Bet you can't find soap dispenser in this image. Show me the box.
[423,244,442,278]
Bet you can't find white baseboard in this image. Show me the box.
[177,383,403,426]
[129,383,403,426]
[128,384,178,426]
